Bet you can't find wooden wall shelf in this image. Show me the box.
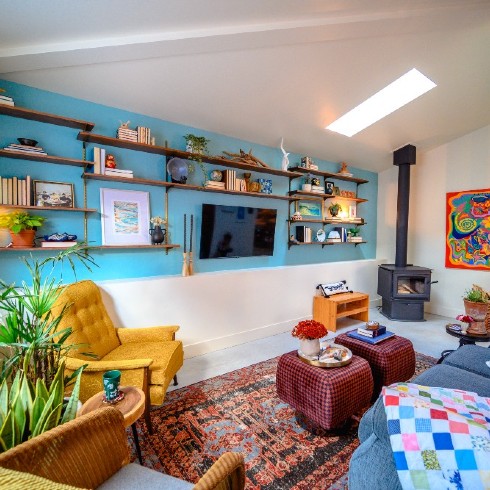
[0,150,92,168]
[0,204,97,213]
[288,166,368,184]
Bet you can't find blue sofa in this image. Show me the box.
[348,345,490,489]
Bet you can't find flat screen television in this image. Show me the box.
[199,204,277,259]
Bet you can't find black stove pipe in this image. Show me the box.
[393,144,416,268]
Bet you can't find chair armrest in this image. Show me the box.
[65,357,153,372]
[116,325,180,343]
[0,407,129,489]
[193,452,245,490]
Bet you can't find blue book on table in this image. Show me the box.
[347,329,395,344]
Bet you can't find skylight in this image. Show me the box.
[326,68,436,137]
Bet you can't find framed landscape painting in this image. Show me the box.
[445,188,490,270]
[298,200,322,218]
[100,188,151,245]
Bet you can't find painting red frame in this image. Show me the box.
[445,188,490,270]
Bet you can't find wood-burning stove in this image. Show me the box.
[378,144,435,321]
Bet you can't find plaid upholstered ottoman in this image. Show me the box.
[276,351,373,430]
[335,332,415,399]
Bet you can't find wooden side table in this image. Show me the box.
[313,292,369,332]
[78,386,145,464]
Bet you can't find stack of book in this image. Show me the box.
[357,324,387,337]
[91,147,106,174]
[104,168,133,179]
[4,143,47,155]
[348,235,363,243]
[223,169,236,190]
[311,185,325,193]
[136,126,151,144]
[40,240,78,248]
[117,126,138,142]
[347,324,395,344]
[0,94,14,106]
[0,175,32,205]
[204,181,225,190]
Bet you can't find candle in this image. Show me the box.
[183,214,187,253]
[190,214,193,252]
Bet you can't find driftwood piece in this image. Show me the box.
[222,149,271,168]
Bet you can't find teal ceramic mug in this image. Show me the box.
[103,370,121,402]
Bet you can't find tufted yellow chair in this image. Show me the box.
[51,280,184,432]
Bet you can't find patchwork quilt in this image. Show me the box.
[383,383,490,490]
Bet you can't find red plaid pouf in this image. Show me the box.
[334,332,415,399]
[276,351,373,430]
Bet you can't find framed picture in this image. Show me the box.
[297,200,322,218]
[100,188,151,245]
[34,180,74,208]
[349,205,357,219]
[445,188,490,270]
[325,181,335,195]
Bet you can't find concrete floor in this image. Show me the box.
[169,307,489,391]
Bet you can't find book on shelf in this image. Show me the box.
[104,168,133,175]
[348,236,363,242]
[223,169,236,191]
[92,146,101,174]
[347,329,395,344]
[357,325,387,337]
[295,225,312,243]
[4,145,47,155]
[40,241,78,248]
[204,181,225,189]
[104,170,133,178]
[0,95,14,106]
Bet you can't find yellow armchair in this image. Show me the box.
[51,280,184,432]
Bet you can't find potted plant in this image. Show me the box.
[463,284,489,332]
[292,319,328,357]
[302,173,313,192]
[0,210,46,248]
[183,134,209,184]
[328,202,342,218]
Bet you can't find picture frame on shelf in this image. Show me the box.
[349,205,357,219]
[298,200,322,218]
[325,181,335,195]
[100,188,151,245]
[34,180,74,208]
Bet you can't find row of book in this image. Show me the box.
[91,147,134,178]
[0,176,33,206]
[116,126,151,144]
[222,170,247,192]
[4,143,47,155]
[0,94,14,106]
[295,225,313,243]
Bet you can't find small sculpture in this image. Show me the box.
[280,137,289,171]
[105,154,117,169]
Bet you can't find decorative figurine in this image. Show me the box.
[280,137,290,172]
[105,154,117,169]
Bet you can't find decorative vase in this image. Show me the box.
[464,299,489,334]
[10,230,35,248]
[150,225,166,245]
[299,338,321,357]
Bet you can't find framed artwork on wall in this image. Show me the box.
[34,180,74,208]
[298,200,322,218]
[445,188,490,270]
[100,188,151,245]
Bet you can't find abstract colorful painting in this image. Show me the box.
[445,188,490,270]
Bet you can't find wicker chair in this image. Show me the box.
[50,279,184,432]
[0,407,245,490]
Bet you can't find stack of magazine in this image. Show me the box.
[347,324,395,344]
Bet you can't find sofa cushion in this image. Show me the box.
[414,364,490,396]
[442,345,490,378]
[98,463,193,489]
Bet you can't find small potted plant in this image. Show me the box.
[0,210,46,248]
[292,319,328,356]
[183,134,210,185]
[462,285,489,333]
[302,173,313,192]
[149,216,167,245]
[328,202,342,218]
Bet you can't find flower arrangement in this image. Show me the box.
[150,216,166,227]
[291,320,327,340]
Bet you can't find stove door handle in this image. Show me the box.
[429,280,438,285]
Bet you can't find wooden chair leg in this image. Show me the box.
[143,367,153,434]
[173,374,178,386]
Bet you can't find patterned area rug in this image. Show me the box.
[132,352,436,490]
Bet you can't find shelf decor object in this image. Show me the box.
[33,180,74,208]
[100,188,150,246]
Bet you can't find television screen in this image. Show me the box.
[199,204,277,259]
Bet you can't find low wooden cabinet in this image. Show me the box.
[313,292,369,332]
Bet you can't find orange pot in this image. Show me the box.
[10,229,36,248]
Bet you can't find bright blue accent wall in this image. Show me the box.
[0,80,378,284]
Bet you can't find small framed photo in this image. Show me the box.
[100,188,151,245]
[298,200,322,218]
[34,180,74,208]
[325,181,335,195]
[349,205,357,219]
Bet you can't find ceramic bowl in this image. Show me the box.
[17,138,38,147]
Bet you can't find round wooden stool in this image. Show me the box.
[78,386,145,464]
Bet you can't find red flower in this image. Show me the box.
[291,320,327,340]
[456,314,475,323]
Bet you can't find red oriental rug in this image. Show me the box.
[132,352,436,490]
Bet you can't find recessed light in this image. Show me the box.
[326,68,436,137]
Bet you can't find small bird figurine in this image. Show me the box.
[280,137,289,171]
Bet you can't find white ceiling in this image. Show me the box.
[1,0,489,173]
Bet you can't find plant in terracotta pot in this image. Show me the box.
[462,284,489,334]
[0,210,46,248]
